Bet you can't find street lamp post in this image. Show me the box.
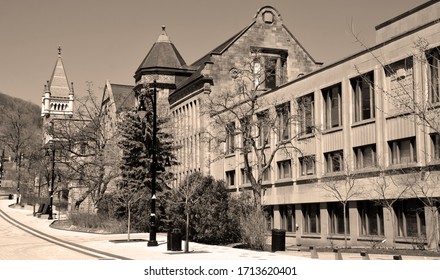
[46,143,55,220]
[138,80,159,247]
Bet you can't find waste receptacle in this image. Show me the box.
[271,229,286,252]
[168,229,182,251]
[167,231,172,251]
[8,194,13,200]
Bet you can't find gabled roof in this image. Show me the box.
[102,81,136,114]
[111,84,136,113]
[135,26,188,75]
[49,46,71,97]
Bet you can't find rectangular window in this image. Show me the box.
[303,203,320,234]
[257,110,270,147]
[265,56,277,89]
[358,201,384,236]
[388,137,416,165]
[276,102,290,141]
[328,202,349,235]
[277,160,292,179]
[225,170,235,187]
[431,133,440,161]
[225,122,235,154]
[427,47,440,104]
[298,93,314,135]
[385,58,414,115]
[323,83,342,129]
[354,145,376,169]
[280,205,295,232]
[351,71,375,122]
[241,167,251,185]
[264,206,274,231]
[262,167,271,182]
[251,48,288,90]
[395,199,426,238]
[324,150,343,173]
[299,156,315,176]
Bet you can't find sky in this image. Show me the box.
[0,0,428,106]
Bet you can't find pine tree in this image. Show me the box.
[116,108,176,232]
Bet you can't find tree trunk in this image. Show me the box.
[185,205,189,253]
[343,203,348,249]
[127,201,131,241]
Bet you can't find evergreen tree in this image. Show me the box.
[116,107,175,232]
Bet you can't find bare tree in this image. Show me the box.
[404,168,440,251]
[0,99,41,202]
[202,51,315,209]
[321,158,364,248]
[52,82,120,210]
[369,166,411,248]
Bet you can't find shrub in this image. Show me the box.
[68,212,126,233]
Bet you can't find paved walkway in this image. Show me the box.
[0,200,309,260]
[1,199,438,260]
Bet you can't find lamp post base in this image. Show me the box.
[147,240,158,247]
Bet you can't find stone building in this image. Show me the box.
[156,2,440,249]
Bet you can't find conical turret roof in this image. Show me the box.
[135,26,188,79]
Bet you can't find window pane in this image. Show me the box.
[331,88,340,127]
[265,57,277,89]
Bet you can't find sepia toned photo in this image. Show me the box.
[0,1,439,278]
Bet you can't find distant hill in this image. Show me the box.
[0,92,41,128]
[0,92,40,114]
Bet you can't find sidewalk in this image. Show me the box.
[1,199,438,260]
[0,199,309,260]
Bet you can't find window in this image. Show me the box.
[241,167,251,185]
[394,199,426,238]
[298,93,314,135]
[323,83,342,129]
[299,156,315,176]
[264,206,274,230]
[225,122,235,154]
[389,137,416,165]
[280,205,295,232]
[431,133,440,161]
[251,48,288,90]
[328,202,349,235]
[276,102,290,141]
[354,145,376,169]
[262,167,271,182]
[427,47,440,104]
[324,150,343,173]
[265,57,277,89]
[225,170,235,187]
[351,72,375,122]
[358,201,384,236]
[257,110,270,147]
[385,58,414,115]
[277,160,292,179]
[303,203,320,234]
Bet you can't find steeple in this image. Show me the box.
[41,46,74,118]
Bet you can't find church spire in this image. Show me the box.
[41,46,74,118]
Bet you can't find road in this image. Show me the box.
[0,210,98,260]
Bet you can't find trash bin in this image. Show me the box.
[167,231,172,251]
[8,194,13,200]
[271,229,286,252]
[170,229,182,251]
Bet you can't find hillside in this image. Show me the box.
[0,92,41,128]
